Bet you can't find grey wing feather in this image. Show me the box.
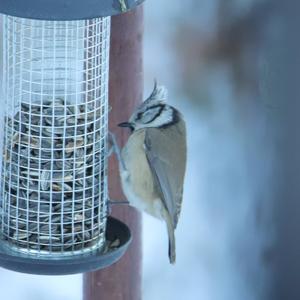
[144,120,186,228]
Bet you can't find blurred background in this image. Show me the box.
[143,1,273,299]
[0,0,298,299]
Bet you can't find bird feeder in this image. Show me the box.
[0,0,143,275]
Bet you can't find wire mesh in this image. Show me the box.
[0,15,110,257]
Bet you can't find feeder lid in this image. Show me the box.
[0,217,131,275]
[0,0,145,20]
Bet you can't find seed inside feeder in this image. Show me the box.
[1,99,106,253]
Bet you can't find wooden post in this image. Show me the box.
[83,6,143,300]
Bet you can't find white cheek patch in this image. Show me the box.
[148,107,173,128]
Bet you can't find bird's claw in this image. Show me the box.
[107,131,126,171]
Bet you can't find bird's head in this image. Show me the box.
[118,81,179,132]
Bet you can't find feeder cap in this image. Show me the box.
[0,0,145,20]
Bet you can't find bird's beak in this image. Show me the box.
[118,122,133,128]
[118,122,135,132]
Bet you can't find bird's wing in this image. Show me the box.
[144,121,186,228]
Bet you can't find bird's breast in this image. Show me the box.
[120,130,164,219]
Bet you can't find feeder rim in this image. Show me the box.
[0,217,132,275]
[0,0,145,21]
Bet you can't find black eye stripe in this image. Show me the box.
[148,104,165,110]
[143,106,164,124]
[136,104,165,122]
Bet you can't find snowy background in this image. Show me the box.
[0,1,276,299]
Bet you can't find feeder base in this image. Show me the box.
[0,217,131,275]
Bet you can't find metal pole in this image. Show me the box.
[83,5,143,300]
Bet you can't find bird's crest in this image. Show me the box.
[145,80,168,103]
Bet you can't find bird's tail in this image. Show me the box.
[167,219,176,264]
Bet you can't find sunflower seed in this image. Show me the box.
[44,127,65,135]
[3,100,106,252]
[40,204,51,213]
[65,138,84,153]
[52,172,73,182]
[41,171,51,191]
[13,232,30,240]
[29,223,38,232]
[63,239,75,249]
[21,170,40,177]
[39,224,58,234]
[77,231,91,241]
[10,218,26,229]
[19,148,29,157]
[52,182,72,192]
[110,238,121,248]
[66,116,76,125]
[39,235,60,243]
[41,138,52,148]
[74,213,83,222]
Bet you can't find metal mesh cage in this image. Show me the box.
[0,16,110,257]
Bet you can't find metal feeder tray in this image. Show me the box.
[0,217,131,275]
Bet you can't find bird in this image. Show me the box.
[110,81,186,264]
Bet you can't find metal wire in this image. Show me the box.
[0,15,111,257]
